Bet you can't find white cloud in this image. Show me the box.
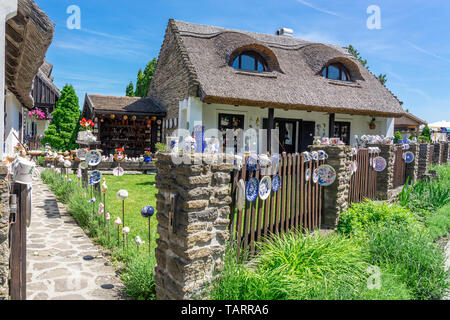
[296,0,342,18]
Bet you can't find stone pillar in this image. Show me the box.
[0,164,10,299]
[311,145,351,229]
[443,142,450,164]
[0,1,18,161]
[418,144,432,179]
[369,144,395,200]
[433,143,443,165]
[405,143,420,184]
[154,153,233,300]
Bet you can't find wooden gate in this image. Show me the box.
[393,146,406,189]
[348,148,379,203]
[229,153,324,259]
[9,184,29,300]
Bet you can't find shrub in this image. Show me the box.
[338,201,419,236]
[367,224,449,300]
[122,255,156,300]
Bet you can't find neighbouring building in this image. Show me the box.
[24,61,60,150]
[82,94,166,156]
[148,20,405,153]
[394,111,427,140]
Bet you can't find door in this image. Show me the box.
[299,121,315,152]
[275,119,297,154]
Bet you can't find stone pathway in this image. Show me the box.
[26,178,125,300]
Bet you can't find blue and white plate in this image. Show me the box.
[86,150,102,166]
[246,154,259,172]
[89,170,102,184]
[272,174,281,192]
[403,151,415,164]
[305,168,311,181]
[259,176,272,200]
[246,178,259,202]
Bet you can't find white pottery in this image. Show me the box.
[116,189,129,200]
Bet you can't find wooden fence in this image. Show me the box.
[393,146,406,189]
[229,153,325,259]
[348,148,379,203]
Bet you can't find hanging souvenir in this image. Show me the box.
[259,176,272,200]
[272,174,281,192]
[403,151,415,164]
[316,165,337,187]
[373,156,387,172]
[246,178,259,202]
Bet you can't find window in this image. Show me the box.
[333,122,351,145]
[232,52,266,72]
[322,63,351,81]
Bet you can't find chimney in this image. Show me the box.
[275,27,293,37]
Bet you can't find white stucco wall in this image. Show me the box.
[5,91,23,156]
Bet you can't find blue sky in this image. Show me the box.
[36,0,449,123]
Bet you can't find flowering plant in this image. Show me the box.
[28,109,46,120]
[115,148,125,154]
[79,118,95,131]
[143,150,151,157]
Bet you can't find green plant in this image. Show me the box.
[155,143,167,153]
[394,131,403,144]
[338,201,419,237]
[419,125,432,143]
[424,203,450,241]
[122,255,156,300]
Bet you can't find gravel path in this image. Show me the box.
[26,178,125,300]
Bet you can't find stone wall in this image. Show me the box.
[311,145,351,229]
[418,144,432,179]
[0,164,10,299]
[369,144,395,200]
[433,143,443,165]
[442,142,449,164]
[154,153,233,300]
[405,143,420,184]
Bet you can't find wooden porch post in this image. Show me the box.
[329,113,335,138]
[268,108,274,154]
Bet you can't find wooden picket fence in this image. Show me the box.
[229,153,325,259]
[348,148,379,204]
[393,146,406,189]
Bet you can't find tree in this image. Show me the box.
[135,69,145,97]
[42,85,81,151]
[419,125,432,143]
[394,131,403,144]
[127,58,158,98]
[345,45,387,85]
[126,81,134,97]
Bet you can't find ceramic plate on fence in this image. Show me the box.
[316,165,337,187]
[271,154,280,168]
[113,166,124,177]
[305,168,311,182]
[89,170,102,184]
[236,179,246,211]
[373,156,387,172]
[403,151,415,164]
[79,161,88,170]
[313,169,319,183]
[259,176,272,200]
[246,178,259,202]
[246,154,258,172]
[272,174,281,192]
[76,148,88,161]
[86,150,102,166]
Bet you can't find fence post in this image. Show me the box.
[368,144,395,200]
[153,153,233,300]
[418,144,432,179]
[405,143,420,184]
[311,145,351,229]
[443,142,449,164]
[432,143,443,165]
[0,164,9,300]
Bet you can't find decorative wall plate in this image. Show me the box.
[311,151,319,161]
[113,166,125,177]
[316,165,337,187]
[271,154,280,168]
[305,168,311,181]
[79,162,88,170]
[86,150,102,166]
[236,179,246,211]
[246,178,259,202]
[302,152,312,162]
[246,154,258,172]
[76,148,88,161]
[403,151,415,164]
[89,170,102,184]
[259,176,272,200]
[313,169,319,183]
[272,174,281,192]
[373,156,387,172]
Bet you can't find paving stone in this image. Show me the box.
[33,262,59,271]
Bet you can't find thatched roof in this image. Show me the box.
[165,19,405,117]
[35,61,60,97]
[395,111,427,127]
[84,94,166,116]
[5,0,54,109]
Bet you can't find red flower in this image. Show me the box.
[87,120,94,127]
[115,148,125,153]
[80,118,87,127]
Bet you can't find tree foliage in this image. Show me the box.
[419,125,432,143]
[345,45,387,85]
[126,58,158,98]
[126,81,134,97]
[42,84,81,151]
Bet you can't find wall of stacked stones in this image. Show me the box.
[0,165,10,300]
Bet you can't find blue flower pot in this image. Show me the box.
[144,156,152,163]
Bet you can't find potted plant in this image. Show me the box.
[369,118,376,130]
[28,109,46,121]
[114,148,125,162]
[143,150,152,163]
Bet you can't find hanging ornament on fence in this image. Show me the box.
[246,178,259,202]
[373,156,387,172]
[316,165,337,187]
[259,176,272,200]
[403,151,415,164]
[272,174,281,192]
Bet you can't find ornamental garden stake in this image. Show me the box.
[134,236,144,252]
[116,190,129,246]
[105,213,111,243]
[122,227,130,250]
[141,206,155,255]
[114,217,122,247]
[101,178,108,226]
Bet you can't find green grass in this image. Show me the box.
[41,169,158,299]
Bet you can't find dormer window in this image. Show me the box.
[232,51,267,72]
[321,63,351,81]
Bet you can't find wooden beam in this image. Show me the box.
[329,113,335,138]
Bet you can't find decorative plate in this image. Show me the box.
[373,156,387,172]
[272,174,281,192]
[271,154,280,168]
[246,154,259,172]
[76,148,88,161]
[316,165,337,187]
[313,169,319,183]
[141,206,155,218]
[311,151,319,161]
[305,168,311,181]
[259,176,272,200]
[236,179,246,211]
[89,170,102,184]
[403,151,415,164]
[302,152,312,162]
[79,161,88,170]
[113,166,125,177]
[86,150,102,166]
[246,178,259,202]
